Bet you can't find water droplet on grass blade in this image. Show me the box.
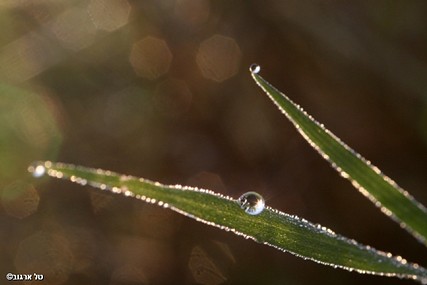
[249,64,260,74]
[238,191,265,215]
[28,163,46,178]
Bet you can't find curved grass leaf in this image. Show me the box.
[250,64,427,245]
[29,161,427,282]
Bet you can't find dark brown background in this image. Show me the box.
[1,1,427,284]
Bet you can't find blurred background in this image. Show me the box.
[1,0,427,284]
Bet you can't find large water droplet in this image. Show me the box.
[238,191,265,215]
[249,64,260,74]
[28,163,46,178]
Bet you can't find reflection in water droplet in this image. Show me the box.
[249,64,260,74]
[28,163,46,178]
[238,191,265,215]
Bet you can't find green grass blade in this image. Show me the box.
[250,64,427,245]
[29,161,427,282]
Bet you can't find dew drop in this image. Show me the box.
[238,191,265,215]
[28,163,46,178]
[249,64,260,74]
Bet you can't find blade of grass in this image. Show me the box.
[250,64,427,245]
[29,161,427,282]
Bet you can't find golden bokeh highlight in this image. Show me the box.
[49,7,97,51]
[88,0,131,32]
[0,33,58,83]
[24,2,64,24]
[196,34,242,82]
[129,36,173,80]
[1,181,40,219]
[14,231,74,285]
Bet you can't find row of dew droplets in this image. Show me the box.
[29,161,85,185]
[28,161,167,207]
[29,161,266,217]
[27,160,427,283]
[251,63,427,246]
[249,65,427,283]
[28,161,269,245]
[28,162,260,219]
[234,188,425,280]
[27,161,268,245]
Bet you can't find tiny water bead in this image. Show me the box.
[238,191,265,215]
[249,64,261,74]
[28,163,46,178]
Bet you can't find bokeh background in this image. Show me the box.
[1,1,427,284]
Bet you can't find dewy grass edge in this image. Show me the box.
[30,161,427,283]
[250,64,427,245]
